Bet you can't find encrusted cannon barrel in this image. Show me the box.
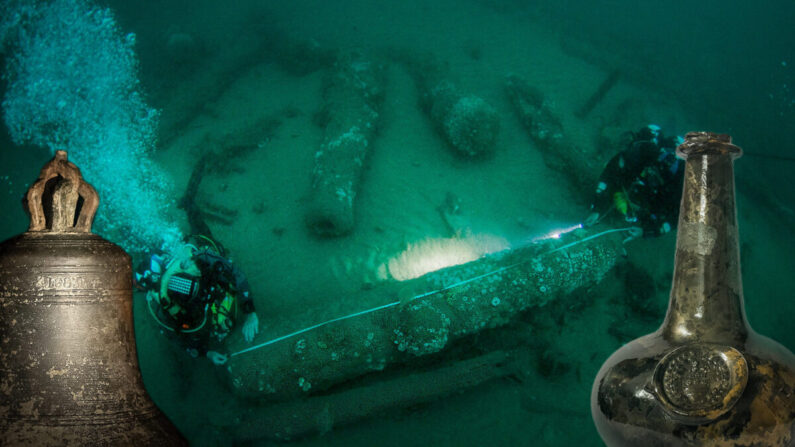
[397,51,500,158]
[505,73,599,194]
[225,227,625,403]
[230,350,512,442]
[306,51,385,237]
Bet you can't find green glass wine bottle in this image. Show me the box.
[591,132,795,446]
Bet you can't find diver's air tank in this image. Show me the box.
[0,151,186,445]
[591,133,795,446]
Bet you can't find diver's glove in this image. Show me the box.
[207,350,228,365]
[623,227,643,244]
[584,212,601,227]
[242,312,259,343]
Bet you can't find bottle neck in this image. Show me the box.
[661,141,749,344]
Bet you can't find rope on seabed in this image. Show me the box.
[230,226,637,357]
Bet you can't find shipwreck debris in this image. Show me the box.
[306,51,385,237]
[399,51,500,158]
[224,226,627,403]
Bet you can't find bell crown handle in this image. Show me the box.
[25,150,99,233]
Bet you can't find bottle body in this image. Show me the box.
[594,330,794,446]
[591,133,795,446]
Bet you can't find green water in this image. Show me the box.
[1,0,793,445]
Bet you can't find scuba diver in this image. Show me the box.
[584,125,685,238]
[134,236,259,365]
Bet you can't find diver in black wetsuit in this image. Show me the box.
[135,236,259,365]
[584,125,685,237]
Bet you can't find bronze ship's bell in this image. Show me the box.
[0,151,186,445]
